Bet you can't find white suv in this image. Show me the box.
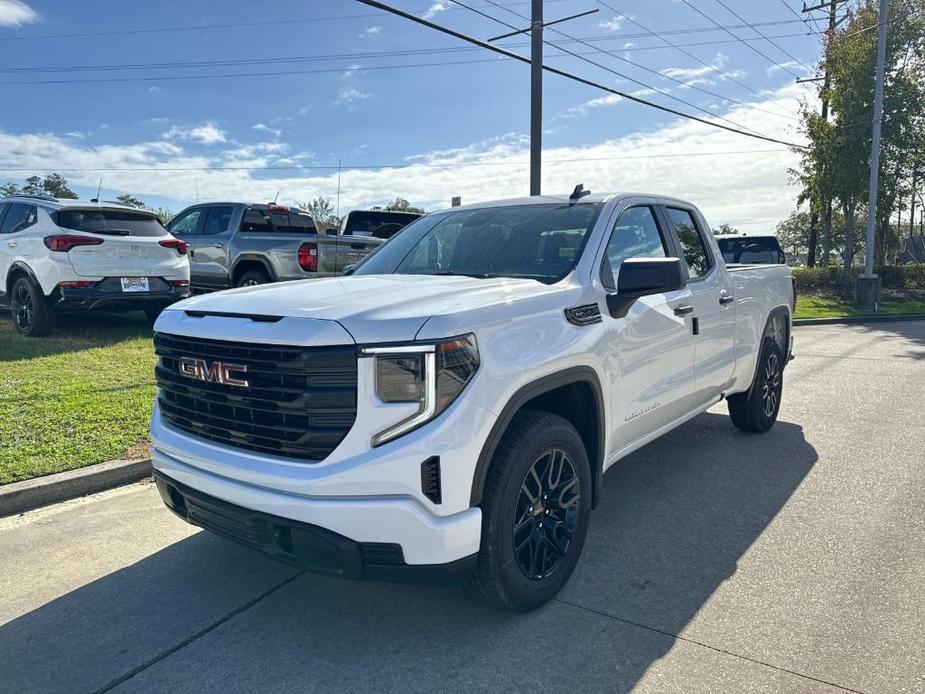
[0,195,191,336]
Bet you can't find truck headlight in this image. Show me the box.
[362,334,479,446]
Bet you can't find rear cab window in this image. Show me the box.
[341,211,421,238]
[665,207,713,280]
[716,236,785,264]
[56,209,167,237]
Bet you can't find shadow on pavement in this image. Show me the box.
[0,413,817,693]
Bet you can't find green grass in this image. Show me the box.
[794,294,925,320]
[0,313,156,485]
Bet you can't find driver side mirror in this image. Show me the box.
[606,257,686,319]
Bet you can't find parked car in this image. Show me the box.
[339,209,423,240]
[715,233,786,265]
[0,195,190,336]
[166,202,386,291]
[151,191,793,611]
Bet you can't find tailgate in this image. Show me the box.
[68,235,185,278]
[332,236,383,272]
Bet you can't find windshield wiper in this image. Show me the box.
[430,271,493,279]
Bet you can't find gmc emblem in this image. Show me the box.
[178,357,249,387]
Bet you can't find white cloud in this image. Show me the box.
[598,16,622,31]
[340,64,363,80]
[623,42,637,50]
[422,1,450,19]
[253,123,282,137]
[148,86,162,96]
[162,122,226,145]
[63,131,86,140]
[0,83,812,231]
[360,25,381,38]
[335,88,372,107]
[766,60,803,77]
[0,0,38,27]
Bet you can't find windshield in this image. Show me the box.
[353,203,604,284]
[342,210,421,239]
[716,236,785,264]
[55,209,167,237]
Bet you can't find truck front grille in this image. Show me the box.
[154,333,357,461]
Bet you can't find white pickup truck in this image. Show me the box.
[150,191,793,611]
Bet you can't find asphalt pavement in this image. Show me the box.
[1,321,923,694]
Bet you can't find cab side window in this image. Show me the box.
[202,206,233,235]
[666,207,712,280]
[169,208,203,236]
[601,206,667,289]
[1,203,37,234]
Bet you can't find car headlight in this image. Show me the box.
[361,334,479,446]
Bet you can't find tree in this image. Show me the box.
[712,223,739,235]
[116,194,146,208]
[792,0,925,292]
[298,197,340,227]
[41,173,78,199]
[0,181,20,197]
[385,197,425,214]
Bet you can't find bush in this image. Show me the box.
[792,264,925,292]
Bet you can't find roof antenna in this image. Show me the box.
[569,183,590,203]
[273,190,280,204]
[91,177,102,202]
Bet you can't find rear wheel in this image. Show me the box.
[10,277,55,337]
[728,338,783,433]
[469,411,591,611]
[235,269,269,288]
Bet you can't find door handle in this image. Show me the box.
[7,242,15,248]
[212,243,224,249]
[673,304,694,316]
[719,295,735,305]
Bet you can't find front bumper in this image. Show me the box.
[155,470,477,582]
[53,277,190,311]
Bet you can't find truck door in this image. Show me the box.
[190,205,234,288]
[663,206,736,402]
[599,204,697,451]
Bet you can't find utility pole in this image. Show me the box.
[529,0,543,196]
[858,0,889,310]
[336,158,342,219]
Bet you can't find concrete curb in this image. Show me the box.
[0,458,152,518]
[794,313,925,326]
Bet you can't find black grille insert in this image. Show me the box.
[155,332,357,461]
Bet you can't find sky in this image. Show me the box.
[0,0,824,231]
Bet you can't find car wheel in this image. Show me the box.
[469,410,592,611]
[235,270,269,288]
[728,337,784,433]
[10,277,55,337]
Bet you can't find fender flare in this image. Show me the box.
[469,366,606,509]
[230,255,277,284]
[5,261,42,296]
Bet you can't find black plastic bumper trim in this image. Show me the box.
[153,470,476,584]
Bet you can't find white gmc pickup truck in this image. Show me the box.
[151,191,793,611]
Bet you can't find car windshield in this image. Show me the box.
[716,236,784,264]
[55,209,167,237]
[353,203,604,284]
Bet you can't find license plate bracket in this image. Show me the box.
[121,277,149,292]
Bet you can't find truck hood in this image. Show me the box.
[168,274,571,343]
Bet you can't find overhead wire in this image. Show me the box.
[709,0,814,73]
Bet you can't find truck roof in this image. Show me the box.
[448,192,698,211]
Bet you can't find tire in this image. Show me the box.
[469,411,592,611]
[234,269,269,288]
[728,337,784,433]
[10,276,56,337]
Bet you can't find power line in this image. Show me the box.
[356,0,805,149]
[677,0,803,79]
[709,0,814,73]
[776,0,827,39]
[0,149,792,173]
[594,0,799,122]
[0,33,821,75]
[473,0,785,137]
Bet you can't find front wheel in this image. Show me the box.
[728,337,784,432]
[10,277,56,337]
[469,411,592,611]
